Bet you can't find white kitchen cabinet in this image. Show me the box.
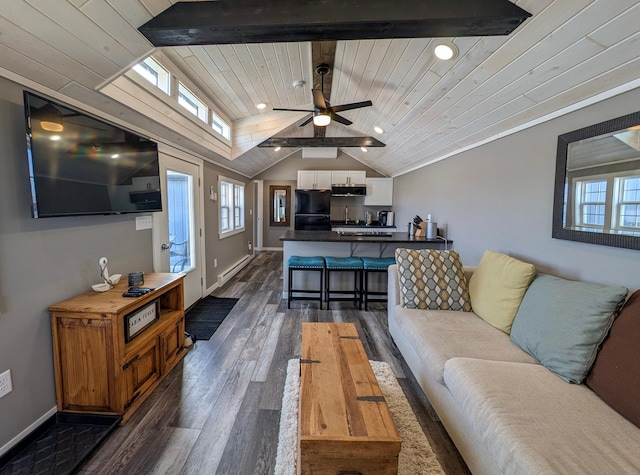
[297,170,332,189]
[331,170,366,185]
[364,177,394,206]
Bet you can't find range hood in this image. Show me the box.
[331,184,366,196]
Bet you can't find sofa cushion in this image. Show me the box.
[586,289,640,428]
[391,305,538,385]
[510,274,627,384]
[468,250,536,334]
[395,249,471,311]
[444,358,640,474]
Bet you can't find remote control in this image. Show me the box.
[122,291,143,297]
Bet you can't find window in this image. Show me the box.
[577,180,606,231]
[219,176,245,237]
[178,83,208,123]
[615,176,640,235]
[133,57,170,95]
[212,112,231,140]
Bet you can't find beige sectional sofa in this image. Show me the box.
[388,250,640,474]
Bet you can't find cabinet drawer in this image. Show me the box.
[122,339,159,410]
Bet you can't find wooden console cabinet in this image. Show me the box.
[48,273,185,424]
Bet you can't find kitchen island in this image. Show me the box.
[280,230,451,299]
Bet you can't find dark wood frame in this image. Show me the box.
[269,185,291,227]
[552,110,640,250]
[124,299,160,342]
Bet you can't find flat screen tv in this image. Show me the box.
[23,91,162,218]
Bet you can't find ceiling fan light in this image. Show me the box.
[313,112,331,127]
[434,42,458,61]
[40,119,64,132]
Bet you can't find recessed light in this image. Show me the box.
[360,147,368,152]
[434,42,458,61]
[256,103,266,109]
[374,126,384,134]
[274,146,281,152]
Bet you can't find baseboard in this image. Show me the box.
[204,254,255,296]
[0,405,57,457]
[262,247,283,251]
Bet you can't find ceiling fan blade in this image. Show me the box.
[273,107,314,112]
[312,89,327,110]
[329,100,373,113]
[332,114,353,126]
[299,116,313,127]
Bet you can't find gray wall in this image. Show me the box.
[0,79,153,451]
[0,78,252,453]
[393,87,640,291]
[203,163,253,287]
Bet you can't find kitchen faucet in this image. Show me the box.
[345,206,349,224]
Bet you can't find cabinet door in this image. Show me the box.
[331,170,350,184]
[349,170,367,184]
[122,339,159,411]
[297,171,317,189]
[53,316,116,413]
[160,316,185,374]
[315,171,333,189]
[365,178,394,206]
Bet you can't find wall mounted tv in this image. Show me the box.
[23,91,162,218]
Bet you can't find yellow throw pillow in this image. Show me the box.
[468,250,536,333]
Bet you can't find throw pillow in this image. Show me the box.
[467,249,536,334]
[394,249,472,311]
[586,289,640,428]
[510,274,628,384]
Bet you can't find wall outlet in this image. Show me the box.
[248,241,252,251]
[0,369,12,399]
[213,258,218,268]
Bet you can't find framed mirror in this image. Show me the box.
[270,185,290,226]
[553,110,640,250]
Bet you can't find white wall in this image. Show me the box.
[393,87,640,291]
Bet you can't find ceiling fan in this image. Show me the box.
[273,64,372,129]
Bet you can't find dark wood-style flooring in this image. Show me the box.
[80,251,470,474]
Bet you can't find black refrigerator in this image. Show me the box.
[294,189,331,230]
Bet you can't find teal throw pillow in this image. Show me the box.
[510,274,627,384]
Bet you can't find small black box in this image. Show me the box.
[128,271,144,287]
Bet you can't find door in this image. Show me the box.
[153,152,203,309]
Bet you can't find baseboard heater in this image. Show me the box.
[217,255,253,286]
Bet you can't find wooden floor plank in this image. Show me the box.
[81,250,470,474]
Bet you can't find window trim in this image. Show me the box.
[219,176,245,238]
[132,57,170,95]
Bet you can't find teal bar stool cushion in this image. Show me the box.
[288,256,325,269]
[324,256,364,269]
[362,257,396,270]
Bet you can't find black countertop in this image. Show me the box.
[280,230,451,244]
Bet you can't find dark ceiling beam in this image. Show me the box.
[139,0,532,47]
[258,137,386,148]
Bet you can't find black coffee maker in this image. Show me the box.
[378,210,390,226]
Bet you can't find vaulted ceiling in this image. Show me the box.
[1,1,639,178]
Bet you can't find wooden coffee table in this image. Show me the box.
[298,322,401,475]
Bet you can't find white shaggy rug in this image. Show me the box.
[274,358,445,475]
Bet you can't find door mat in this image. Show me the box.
[0,413,121,475]
[185,296,239,340]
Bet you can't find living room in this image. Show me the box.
[2,1,640,473]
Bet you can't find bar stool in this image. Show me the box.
[324,256,364,309]
[287,256,325,309]
[361,257,396,310]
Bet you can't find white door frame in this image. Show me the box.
[254,179,263,250]
[152,144,206,307]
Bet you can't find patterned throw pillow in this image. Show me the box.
[395,249,472,311]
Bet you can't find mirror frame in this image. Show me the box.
[269,185,291,227]
[552,110,640,250]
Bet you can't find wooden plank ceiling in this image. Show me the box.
[1,1,639,178]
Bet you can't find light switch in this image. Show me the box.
[136,216,153,230]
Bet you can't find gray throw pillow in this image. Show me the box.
[510,274,627,384]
